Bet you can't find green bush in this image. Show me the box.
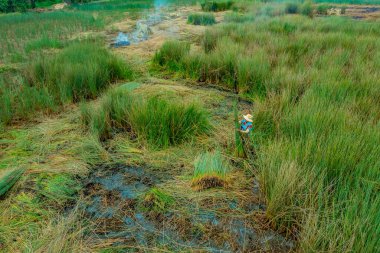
[188,13,216,26]
[81,88,211,148]
[201,1,234,12]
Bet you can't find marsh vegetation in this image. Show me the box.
[0,0,379,252]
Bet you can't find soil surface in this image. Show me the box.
[82,163,294,252]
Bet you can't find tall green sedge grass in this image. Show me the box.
[192,150,229,190]
[201,0,234,12]
[26,42,133,102]
[71,0,198,12]
[0,11,103,63]
[0,43,133,126]
[188,12,216,25]
[81,88,211,148]
[154,15,380,252]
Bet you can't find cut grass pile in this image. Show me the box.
[140,188,175,213]
[0,168,25,197]
[201,0,234,12]
[0,42,133,126]
[0,111,105,251]
[81,88,211,148]
[187,12,216,25]
[192,150,229,191]
[0,11,103,63]
[154,15,380,252]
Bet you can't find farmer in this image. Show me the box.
[239,114,253,133]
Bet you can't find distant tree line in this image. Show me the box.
[0,0,94,13]
[0,0,30,12]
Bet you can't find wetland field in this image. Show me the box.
[0,0,379,252]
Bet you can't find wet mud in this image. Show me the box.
[81,163,294,252]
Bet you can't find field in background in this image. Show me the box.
[0,0,379,252]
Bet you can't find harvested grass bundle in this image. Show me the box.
[36,173,81,208]
[0,168,25,197]
[192,151,229,191]
[188,13,216,26]
[140,188,174,213]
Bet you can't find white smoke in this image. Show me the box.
[112,0,169,47]
[154,0,168,10]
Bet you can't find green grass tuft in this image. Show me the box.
[0,42,134,126]
[201,0,234,12]
[188,13,216,26]
[153,40,190,71]
[26,42,134,103]
[81,88,211,148]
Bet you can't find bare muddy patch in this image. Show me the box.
[79,163,294,252]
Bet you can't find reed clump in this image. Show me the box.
[81,88,211,148]
[0,42,133,126]
[188,13,216,25]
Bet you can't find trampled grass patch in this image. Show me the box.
[188,12,216,25]
[81,88,211,148]
[0,168,25,197]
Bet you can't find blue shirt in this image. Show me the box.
[240,119,253,132]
